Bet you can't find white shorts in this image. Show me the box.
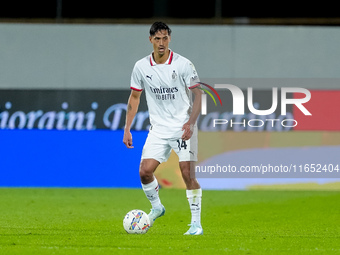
[141,127,198,163]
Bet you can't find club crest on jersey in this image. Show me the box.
[172,70,177,80]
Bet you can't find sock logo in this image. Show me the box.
[147,194,155,200]
[191,203,200,211]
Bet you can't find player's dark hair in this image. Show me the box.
[149,22,172,36]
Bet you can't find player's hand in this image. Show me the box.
[182,121,193,141]
[123,130,134,148]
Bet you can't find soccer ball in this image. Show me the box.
[123,209,150,234]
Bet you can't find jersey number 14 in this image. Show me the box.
[177,139,187,151]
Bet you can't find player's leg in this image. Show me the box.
[139,158,159,184]
[139,158,165,227]
[178,160,200,189]
[140,158,162,208]
[179,161,203,235]
[170,126,203,235]
[140,132,171,226]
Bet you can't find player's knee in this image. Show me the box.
[139,166,153,183]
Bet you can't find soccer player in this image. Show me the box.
[123,22,203,235]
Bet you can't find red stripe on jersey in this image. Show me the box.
[168,51,174,64]
[150,56,154,66]
[130,87,143,91]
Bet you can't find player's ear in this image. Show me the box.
[149,36,152,43]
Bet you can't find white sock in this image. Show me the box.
[186,188,202,225]
[141,178,162,210]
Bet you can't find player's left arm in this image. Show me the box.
[182,87,203,141]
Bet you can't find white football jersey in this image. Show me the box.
[130,50,200,138]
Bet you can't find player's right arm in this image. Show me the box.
[123,89,142,148]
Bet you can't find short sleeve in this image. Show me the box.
[130,63,144,91]
[183,61,200,89]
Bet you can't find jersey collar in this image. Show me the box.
[150,49,173,66]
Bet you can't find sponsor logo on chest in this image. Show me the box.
[145,69,179,101]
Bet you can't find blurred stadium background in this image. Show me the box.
[0,0,340,190]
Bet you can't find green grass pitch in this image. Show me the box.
[0,188,339,254]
